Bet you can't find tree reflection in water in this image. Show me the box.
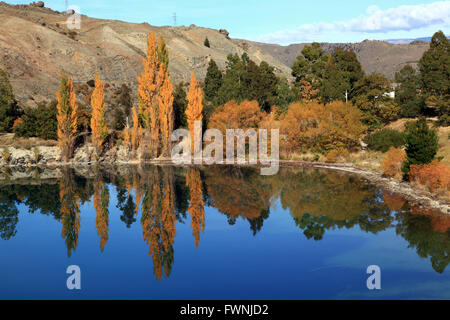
[0,165,449,277]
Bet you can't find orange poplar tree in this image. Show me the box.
[138,32,159,158]
[157,64,174,157]
[56,72,78,162]
[90,74,108,156]
[185,72,203,154]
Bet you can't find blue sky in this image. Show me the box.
[8,0,450,44]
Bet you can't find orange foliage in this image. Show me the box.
[56,72,78,162]
[208,100,265,132]
[410,160,450,194]
[299,79,319,102]
[157,63,174,157]
[280,100,365,154]
[382,191,406,212]
[186,168,205,248]
[138,32,159,158]
[185,72,203,154]
[325,148,348,163]
[11,117,23,130]
[382,147,406,179]
[90,74,108,156]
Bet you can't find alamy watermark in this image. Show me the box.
[171,121,280,175]
[66,265,81,290]
[366,265,381,290]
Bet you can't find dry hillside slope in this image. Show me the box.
[0,2,291,107]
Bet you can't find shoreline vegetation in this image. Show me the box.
[1,29,449,217]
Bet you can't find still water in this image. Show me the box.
[0,165,449,299]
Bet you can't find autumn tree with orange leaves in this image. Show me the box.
[90,74,108,156]
[185,72,203,155]
[56,72,78,162]
[138,33,159,158]
[156,37,174,157]
[382,147,406,179]
[138,33,174,159]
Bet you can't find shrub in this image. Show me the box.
[403,118,438,173]
[209,100,265,131]
[2,147,10,163]
[382,147,406,179]
[281,100,366,154]
[410,160,450,194]
[33,147,39,163]
[363,129,406,153]
[13,100,58,140]
[0,68,22,132]
[325,148,348,163]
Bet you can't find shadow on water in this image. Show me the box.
[0,165,450,280]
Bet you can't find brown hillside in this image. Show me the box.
[0,2,291,107]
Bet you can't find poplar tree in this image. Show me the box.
[56,72,78,162]
[138,33,159,157]
[185,72,203,154]
[90,74,108,156]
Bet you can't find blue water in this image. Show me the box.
[0,166,449,299]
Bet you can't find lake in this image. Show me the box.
[0,165,449,299]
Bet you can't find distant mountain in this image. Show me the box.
[251,40,430,80]
[385,35,449,44]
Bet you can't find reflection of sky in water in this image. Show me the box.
[0,166,449,300]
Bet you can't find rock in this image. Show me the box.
[73,145,95,163]
[219,29,230,38]
[30,1,44,8]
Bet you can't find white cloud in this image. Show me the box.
[258,1,450,44]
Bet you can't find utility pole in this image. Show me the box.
[173,12,177,26]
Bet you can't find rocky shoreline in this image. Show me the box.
[0,146,448,215]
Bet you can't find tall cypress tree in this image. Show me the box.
[203,59,223,103]
[419,30,450,125]
[395,65,423,117]
[173,83,188,129]
[0,68,20,132]
[403,118,438,173]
